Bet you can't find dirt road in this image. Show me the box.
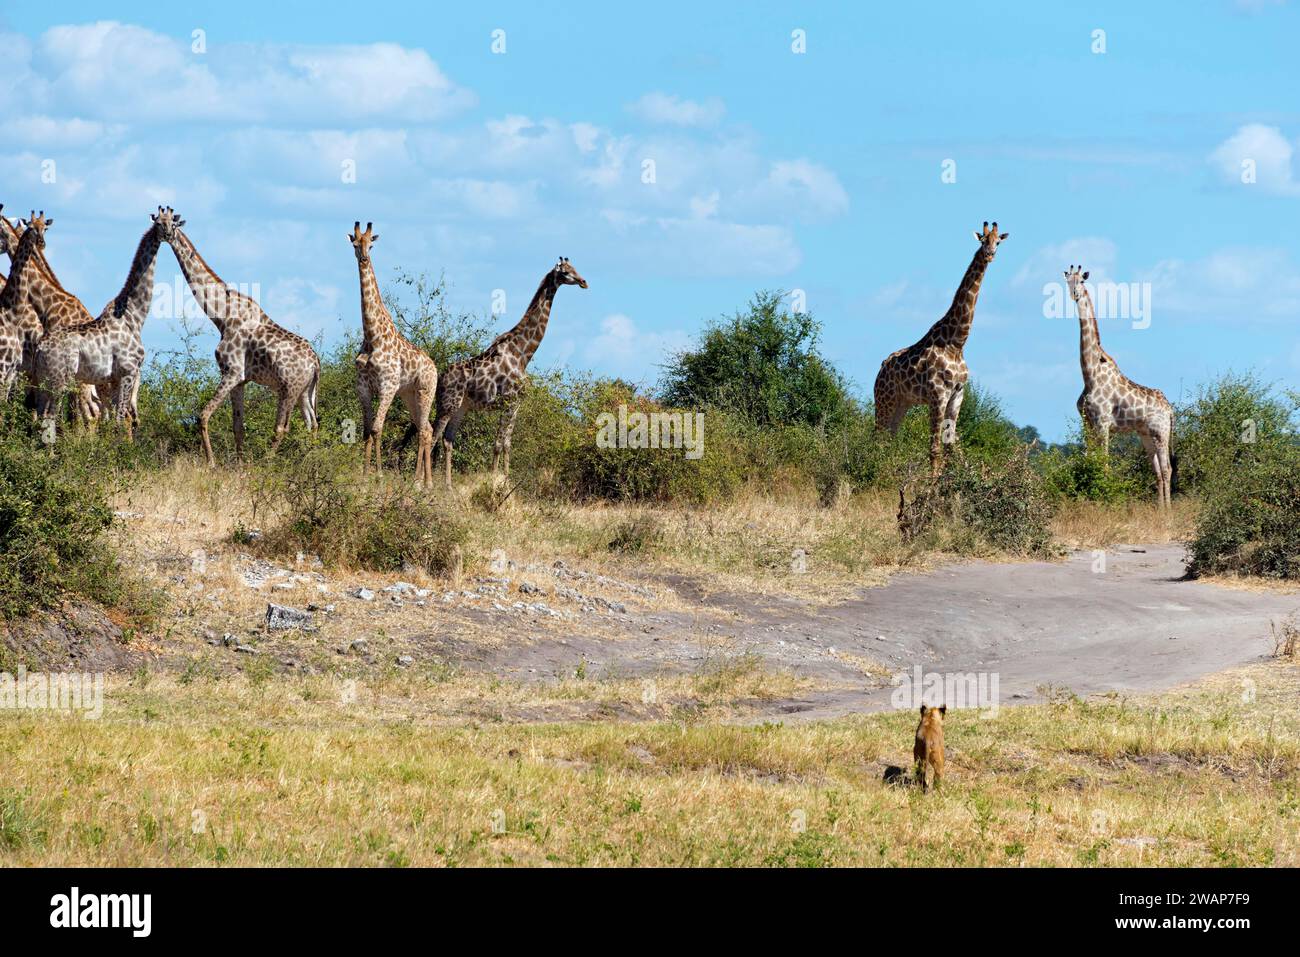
[426,544,1298,720]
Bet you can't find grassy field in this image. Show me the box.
[2,658,1296,867]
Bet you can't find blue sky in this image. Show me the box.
[2,1,1298,440]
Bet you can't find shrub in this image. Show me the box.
[1181,374,1300,579]
[557,380,744,504]
[1039,427,1145,503]
[0,406,153,620]
[1176,372,1297,491]
[248,444,467,576]
[898,447,1057,556]
[1187,442,1300,579]
[659,290,857,429]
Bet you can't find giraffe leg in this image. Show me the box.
[1159,440,1172,509]
[928,403,944,478]
[943,385,966,462]
[1140,433,1165,508]
[230,383,246,461]
[199,374,243,468]
[357,374,376,471]
[497,401,521,478]
[368,387,398,477]
[440,409,466,491]
[269,391,295,455]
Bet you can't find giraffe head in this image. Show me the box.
[972,221,1009,262]
[551,256,588,289]
[151,205,186,241]
[18,210,51,251]
[349,221,379,267]
[1064,264,1090,302]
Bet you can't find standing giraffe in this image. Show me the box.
[156,210,320,465]
[34,208,173,438]
[0,205,100,422]
[430,257,587,489]
[348,222,438,485]
[874,222,1009,476]
[1066,265,1173,507]
[0,212,49,400]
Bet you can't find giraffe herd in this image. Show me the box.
[873,221,1174,506]
[0,205,1173,505]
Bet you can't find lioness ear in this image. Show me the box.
[939,705,947,715]
[919,704,928,715]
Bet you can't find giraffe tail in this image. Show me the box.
[306,364,320,431]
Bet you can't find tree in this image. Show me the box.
[658,290,855,428]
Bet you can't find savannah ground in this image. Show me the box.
[3,459,1298,866]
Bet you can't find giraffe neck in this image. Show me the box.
[168,228,230,334]
[1075,286,1107,384]
[927,249,992,349]
[0,228,40,311]
[110,225,164,330]
[502,271,560,365]
[357,255,396,348]
[2,222,87,328]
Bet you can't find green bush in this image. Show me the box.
[555,380,743,504]
[0,406,152,620]
[1176,372,1296,491]
[899,447,1057,556]
[1183,375,1300,579]
[1188,443,1300,579]
[1039,427,1145,503]
[659,290,856,429]
[248,443,467,576]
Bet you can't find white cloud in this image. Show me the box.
[1012,237,1119,288]
[627,92,725,127]
[1142,246,1300,322]
[21,22,475,125]
[582,313,691,383]
[1208,124,1300,196]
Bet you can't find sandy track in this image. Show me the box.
[421,544,1299,721]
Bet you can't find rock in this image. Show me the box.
[519,581,545,595]
[234,644,257,654]
[221,633,238,647]
[352,588,376,602]
[384,581,418,596]
[396,655,414,667]
[266,603,312,631]
[306,603,335,613]
[350,638,369,653]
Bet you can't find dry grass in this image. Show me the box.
[2,660,1297,866]
[112,459,1190,614]
[1050,497,1197,550]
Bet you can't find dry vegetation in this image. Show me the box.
[2,658,1297,866]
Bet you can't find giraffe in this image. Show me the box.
[156,210,320,465]
[873,222,1009,476]
[430,257,587,489]
[0,212,49,401]
[0,205,101,422]
[348,222,438,485]
[1065,265,1173,507]
[34,207,173,439]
